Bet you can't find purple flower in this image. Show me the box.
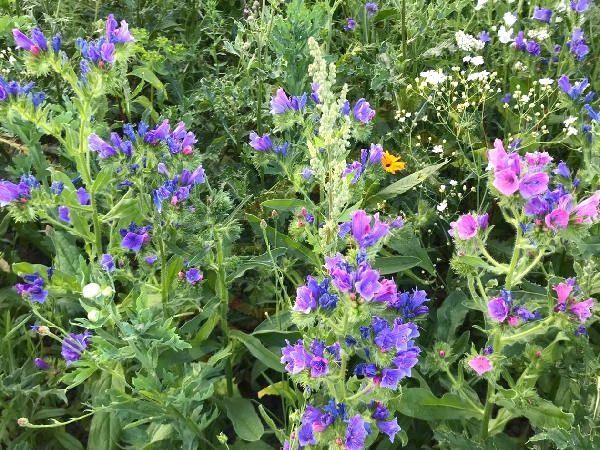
[76,187,90,205]
[571,0,590,13]
[109,17,135,43]
[50,182,64,195]
[532,6,553,23]
[380,367,403,389]
[120,223,150,252]
[519,172,549,198]
[377,418,401,443]
[558,75,589,100]
[88,133,118,158]
[345,18,357,31]
[487,297,509,322]
[100,254,115,272]
[555,161,571,178]
[34,357,50,370]
[12,29,41,54]
[569,298,595,323]
[185,268,203,284]
[270,88,291,114]
[342,161,364,184]
[311,82,320,103]
[545,208,570,230]
[365,2,379,17]
[61,331,91,365]
[479,31,491,44]
[302,167,314,180]
[468,355,492,375]
[353,98,376,123]
[100,42,115,64]
[368,143,384,164]
[145,120,171,144]
[298,423,316,446]
[58,206,71,223]
[391,289,429,318]
[345,210,390,248]
[189,165,206,185]
[449,214,478,240]
[567,28,589,61]
[526,40,541,56]
[477,213,489,229]
[290,93,307,111]
[15,273,48,304]
[281,339,312,374]
[249,132,272,151]
[0,180,27,206]
[345,415,368,450]
[340,100,351,115]
[145,255,158,265]
[393,347,420,378]
[584,104,600,122]
[514,31,527,51]
[493,168,519,196]
[355,265,382,301]
[310,356,329,377]
[51,34,61,53]
[501,93,512,104]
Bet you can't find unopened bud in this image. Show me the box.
[101,286,113,297]
[87,309,100,322]
[260,219,268,229]
[37,326,49,336]
[438,350,446,358]
[217,433,228,444]
[271,209,278,219]
[17,417,29,427]
[534,350,542,358]
[82,283,101,299]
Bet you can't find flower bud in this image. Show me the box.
[438,350,446,358]
[101,286,113,297]
[271,210,278,219]
[82,283,101,299]
[37,325,49,335]
[260,219,268,229]
[87,309,100,322]
[17,417,29,427]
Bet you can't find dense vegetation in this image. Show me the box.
[0,1,598,449]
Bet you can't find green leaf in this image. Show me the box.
[387,229,435,275]
[374,9,398,22]
[229,248,287,282]
[130,66,166,94]
[372,256,421,275]
[246,214,319,266]
[91,166,114,194]
[261,198,312,213]
[368,162,446,203]
[495,389,573,430]
[435,290,470,341]
[222,397,264,442]
[398,388,481,420]
[230,329,282,371]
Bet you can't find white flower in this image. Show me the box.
[449,179,458,186]
[455,31,485,52]
[436,199,448,212]
[498,25,513,44]
[82,283,101,299]
[420,69,447,85]
[539,78,553,86]
[503,12,517,27]
[470,55,485,66]
[467,70,490,81]
[432,145,444,154]
[475,0,488,10]
[527,29,550,41]
[564,116,577,127]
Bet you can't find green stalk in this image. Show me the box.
[159,229,169,311]
[216,231,233,397]
[480,332,502,440]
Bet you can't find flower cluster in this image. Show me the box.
[0,77,46,107]
[487,289,540,326]
[488,139,600,231]
[120,222,152,252]
[553,278,596,328]
[12,27,60,55]
[449,213,488,240]
[0,175,38,207]
[153,165,206,212]
[282,210,428,449]
[76,14,134,67]
[15,272,49,304]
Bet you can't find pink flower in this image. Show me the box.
[553,282,573,304]
[569,298,595,323]
[573,190,600,224]
[493,168,519,196]
[507,316,519,327]
[488,139,508,171]
[450,214,479,240]
[468,356,493,375]
[544,209,570,230]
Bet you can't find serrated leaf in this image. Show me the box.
[368,162,446,203]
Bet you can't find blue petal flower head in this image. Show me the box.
[345,335,358,346]
[274,142,289,156]
[380,367,403,389]
[120,223,150,252]
[377,418,401,443]
[50,181,64,195]
[15,273,48,303]
[585,104,600,122]
[290,93,307,111]
[270,88,291,114]
[145,119,171,144]
[58,206,71,223]
[34,357,50,370]
[344,18,357,31]
[393,347,420,378]
[567,28,589,60]
[365,2,379,17]
[108,16,135,43]
[309,356,329,377]
[0,180,29,206]
[479,31,490,44]
[281,339,311,374]
[298,423,316,446]
[532,6,552,23]
[249,131,272,151]
[558,75,589,100]
[571,0,590,13]
[100,254,115,272]
[371,401,389,420]
[32,91,46,108]
[340,99,351,115]
[554,161,571,178]
[353,98,375,123]
[185,268,203,284]
[354,362,377,377]
[526,40,541,56]
[76,187,90,205]
[145,255,158,265]
[12,29,37,52]
[61,331,91,365]
[342,161,364,184]
[88,133,118,158]
[51,34,61,53]
[355,263,382,300]
[326,342,341,361]
[345,415,368,450]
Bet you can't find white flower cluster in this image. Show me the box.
[455,31,485,52]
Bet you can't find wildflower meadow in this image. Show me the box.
[0,0,599,449]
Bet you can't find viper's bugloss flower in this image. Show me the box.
[34,357,50,370]
[519,172,549,198]
[61,331,91,365]
[353,98,375,123]
[88,133,118,158]
[377,418,401,443]
[345,18,357,31]
[105,14,135,43]
[488,297,509,322]
[281,339,312,374]
[76,187,90,205]
[58,206,71,223]
[50,182,64,195]
[365,2,378,17]
[310,82,320,103]
[532,6,552,22]
[449,214,478,239]
[185,268,203,284]
[345,415,368,450]
[120,223,151,252]
[340,210,389,249]
[0,180,30,206]
[567,28,589,61]
[15,273,48,303]
[585,104,600,122]
[270,88,291,114]
[571,0,590,12]
[391,289,429,318]
[100,254,115,272]
[468,355,492,375]
[558,75,590,100]
[301,167,314,180]
[293,275,338,313]
[13,28,48,54]
[145,255,158,265]
[249,132,272,151]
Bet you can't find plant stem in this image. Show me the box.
[159,229,169,311]
[216,231,233,397]
[480,332,502,440]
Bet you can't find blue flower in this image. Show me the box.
[353,98,375,123]
[58,206,71,223]
[270,88,291,114]
[344,18,357,31]
[345,415,368,450]
[15,273,48,303]
[365,2,379,17]
[585,104,600,122]
[88,133,118,158]
[185,268,203,284]
[61,331,91,365]
[558,75,590,100]
[571,0,590,13]
[532,6,552,23]
[567,28,589,61]
[76,187,90,205]
[249,132,272,151]
[100,254,115,272]
[377,418,401,443]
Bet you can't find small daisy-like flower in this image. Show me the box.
[381,151,406,174]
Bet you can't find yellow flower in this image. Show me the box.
[381,151,406,174]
